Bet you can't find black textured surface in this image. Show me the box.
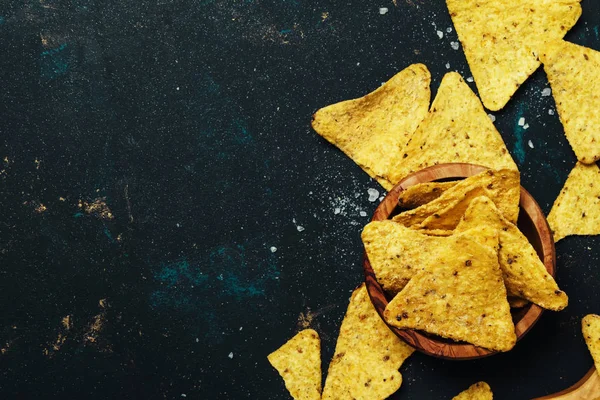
[1,0,600,398]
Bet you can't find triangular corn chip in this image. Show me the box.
[393,169,520,228]
[452,382,493,400]
[447,0,581,111]
[386,73,517,184]
[508,297,529,309]
[384,227,516,352]
[582,314,600,372]
[547,162,600,242]
[398,181,458,208]
[322,284,414,400]
[268,329,322,400]
[456,196,568,311]
[311,64,431,190]
[540,41,600,164]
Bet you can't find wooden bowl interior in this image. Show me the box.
[363,163,556,360]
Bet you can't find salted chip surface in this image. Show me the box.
[384,227,516,352]
[540,41,600,164]
[267,329,322,400]
[456,196,568,311]
[311,64,431,190]
[582,314,600,373]
[398,181,457,208]
[386,73,517,184]
[452,382,493,400]
[447,0,581,111]
[393,169,520,229]
[322,284,414,400]
[547,162,600,242]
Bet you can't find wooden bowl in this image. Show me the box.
[363,163,556,360]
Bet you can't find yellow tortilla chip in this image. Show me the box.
[393,169,520,229]
[268,329,322,400]
[452,382,493,400]
[398,181,458,208]
[508,297,529,309]
[322,284,414,400]
[547,162,600,242]
[456,196,568,311]
[540,41,600,164]
[311,64,431,190]
[384,227,516,352]
[447,0,581,111]
[582,314,600,373]
[386,72,518,185]
[416,228,454,237]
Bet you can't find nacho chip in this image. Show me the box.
[398,181,457,208]
[540,41,600,164]
[452,382,493,400]
[393,169,520,229]
[456,196,568,311]
[268,329,322,400]
[385,72,518,184]
[417,228,454,237]
[384,227,516,352]
[447,0,581,111]
[322,284,414,400]
[508,297,529,309]
[547,162,600,242]
[582,314,600,372]
[311,64,431,190]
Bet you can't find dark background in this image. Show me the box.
[0,0,599,398]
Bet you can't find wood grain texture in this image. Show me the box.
[533,368,600,399]
[363,163,556,360]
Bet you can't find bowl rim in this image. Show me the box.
[363,163,556,360]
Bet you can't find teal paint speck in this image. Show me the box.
[0,16,5,25]
[40,43,69,79]
[594,26,599,41]
[512,109,526,164]
[73,212,84,218]
[280,29,293,34]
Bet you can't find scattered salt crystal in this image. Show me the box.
[334,207,341,215]
[549,109,555,115]
[195,338,199,342]
[379,7,388,14]
[518,117,525,126]
[523,123,529,130]
[446,27,453,33]
[270,246,277,253]
[359,211,367,217]
[528,140,534,148]
[541,88,552,97]
[239,326,243,331]
[466,77,474,82]
[450,41,459,50]
[356,62,360,66]
[367,188,380,202]
[378,196,384,202]
[297,225,305,232]
[181,394,187,398]
[228,352,234,359]
[445,63,450,69]
[437,30,444,39]
[488,114,496,122]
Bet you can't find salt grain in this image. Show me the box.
[367,188,380,202]
[488,114,496,122]
[549,109,555,115]
[450,41,459,50]
[379,7,388,14]
[297,226,305,232]
[445,63,450,69]
[541,88,552,97]
[437,30,444,39]
[446,27,453,33]
[359,211,367,217]
[523,123,529,130]
[528,140,534,148]
[228,352,234,359]
[270,246,277,253]
[518,117,525,126]
[334,207,341,215]
[466,77,474,82]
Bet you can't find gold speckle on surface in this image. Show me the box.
[79,198,114,220]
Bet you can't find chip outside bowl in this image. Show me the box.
[363,163,556,360]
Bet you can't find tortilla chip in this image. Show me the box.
[385,72,518,185]
[416,228,454,237]
[582,314,600,373]
[447,0,581,111]
[457,196,568,311]
[268,329,322,400]
[322,284,414,400]
[384,227,516,352]
[540,41,600,164]
[393,169,520,229]
[398,181,458,208]
[452,382,493,400]
[311,64,431,190]
[547,162,600,242]
[508,297,530,309]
